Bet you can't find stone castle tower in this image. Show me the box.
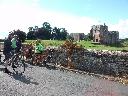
[90,23,119,44]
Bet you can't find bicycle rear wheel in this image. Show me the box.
[12,53,25,74]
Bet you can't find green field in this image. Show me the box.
[25,40,64,47]
[25,40,128,51]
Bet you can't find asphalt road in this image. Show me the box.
[0,54,128,96]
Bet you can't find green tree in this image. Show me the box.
[27,31,36,40]
[52,27,60,40]
[13,29,26,42]
[42,22,52,39]
[26,22,69,40]
[27,27,36,40]
[28,27,34,32]
[34,26,38,32]
[34,22,52,40]
[59,28,68,40]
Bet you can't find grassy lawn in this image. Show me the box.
[77,40,128,51]
[25,40,64,47]
[25,40,128,51]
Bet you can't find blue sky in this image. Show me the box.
[0,0,128,39]
[39,0,128,24]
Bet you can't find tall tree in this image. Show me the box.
[34,28,46,39]
[27,31,36,40]
[13,29,26,42]
[59,28,68,40]
[27,27,36,40]
[42,22,51,31]
[28,27,34,32]
[52,27,60,40]
[26,22,69,40]
[41,22,52,39]
[34,26,38,32]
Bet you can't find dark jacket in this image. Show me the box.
[16,39,22,52]
[3,38,12,54]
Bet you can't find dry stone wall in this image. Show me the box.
[53,48,128,78]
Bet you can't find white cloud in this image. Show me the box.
[109,19,128,39]
[0,0,41,38]
[0,1,99,39]
[0,0,128,39]
[40,11,100,34]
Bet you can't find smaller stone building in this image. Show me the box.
[70,33,85,41]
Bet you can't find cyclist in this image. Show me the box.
[12,35,22,52]
[3,34,22,73]
[34,39,44,54]
[15,36,22,53]
[34,39,45,64]
[3,33,13,73]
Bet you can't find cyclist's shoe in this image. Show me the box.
[12,64,17,68]
[4,68,11,74]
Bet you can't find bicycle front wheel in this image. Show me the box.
[12,53,25,74]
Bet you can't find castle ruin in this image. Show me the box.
[90,23,119,45]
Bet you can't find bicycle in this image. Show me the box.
[3,49,25,74]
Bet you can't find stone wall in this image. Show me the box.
[53,49,128,78]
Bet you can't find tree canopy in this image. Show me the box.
[6,22,68,41]
[13,29,26,42]
[26,22,68,40]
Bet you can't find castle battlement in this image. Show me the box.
[90,24,119,44]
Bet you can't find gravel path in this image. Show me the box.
[0,52,128,96]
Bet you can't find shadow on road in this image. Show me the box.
[0,67,4,71]
[0,66,39,85]
[9,73,39,85]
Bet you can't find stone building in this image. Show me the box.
[70,33,85,41]
[90,23,119,44]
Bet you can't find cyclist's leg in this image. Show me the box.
[39,54,43,63]
[0,54,2,63]
[4,52,12,66]
[41,51,47,62]
[36,54,40,64]
[36,53,43,64]
[4,52,12,73]
[31,53,37,65]
[12,52,25,74]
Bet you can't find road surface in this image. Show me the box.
[0,54,128,96]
